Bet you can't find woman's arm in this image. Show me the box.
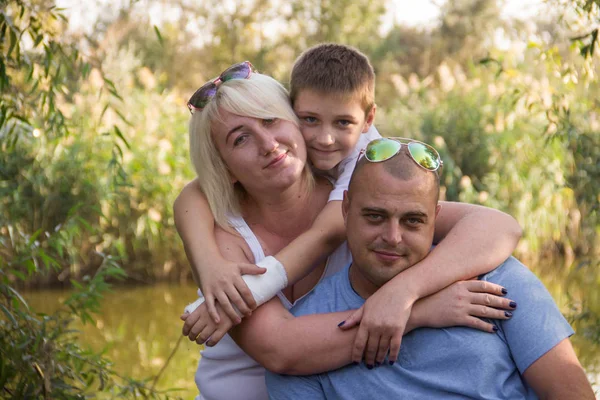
[228,279,514,375]
[174,180,267,323]
[341,201,522,365]
[181,229,516,374]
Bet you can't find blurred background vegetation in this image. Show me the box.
[1,0,599,397]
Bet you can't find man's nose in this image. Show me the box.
[381,221,403,245]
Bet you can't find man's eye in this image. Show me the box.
[406,218,423,226]
[365,214,383,222]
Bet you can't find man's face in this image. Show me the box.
[293,89,375,172]
[342,163,440,295]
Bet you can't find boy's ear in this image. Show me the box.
[362,104,377,133]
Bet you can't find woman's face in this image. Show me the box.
[211,109,307,194]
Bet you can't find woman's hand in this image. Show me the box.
[339,280,514,367]
[181,301,237,346]
[199,257,266,324]
[411,280,516,333]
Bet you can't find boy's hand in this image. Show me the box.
[339,284,415,367]
[199,258,266,324]
[181,301,237,346]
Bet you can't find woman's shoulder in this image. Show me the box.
[214,224,255,264]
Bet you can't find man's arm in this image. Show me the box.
[523,338,595,400]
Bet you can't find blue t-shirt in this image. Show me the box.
[265,257,574,400]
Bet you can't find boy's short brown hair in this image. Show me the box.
[290,43,375,115]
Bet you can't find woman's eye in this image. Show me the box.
[263,118,277,125]
[233,134,248,146]
[302,116,318,124]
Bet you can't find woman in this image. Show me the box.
[177,69,520,400]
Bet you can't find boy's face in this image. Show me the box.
[294,89,375,172]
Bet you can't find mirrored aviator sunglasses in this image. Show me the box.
[364,137,443,172]
[187,61,255,114]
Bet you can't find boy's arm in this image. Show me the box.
[275,200,345,283]
[341,202,522,365]
[174,179,266,323]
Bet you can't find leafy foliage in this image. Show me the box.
[0,0,181,397]
[1,0,599,393]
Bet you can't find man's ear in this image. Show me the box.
[362,104,377,133]
[342,190,350,227]
[435,203,442,218]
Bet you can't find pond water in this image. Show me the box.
[24,259,600,398]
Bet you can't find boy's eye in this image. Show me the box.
[301,116,318,124]
[337,119,352,127]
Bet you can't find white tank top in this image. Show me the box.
[194,215,352,400]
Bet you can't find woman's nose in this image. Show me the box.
[258,133,279,155]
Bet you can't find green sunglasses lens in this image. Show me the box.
[407,142,441,171]
[365,138,402,162]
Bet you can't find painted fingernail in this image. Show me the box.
[337,320,346,327]
[505,311,513,318]
[492,326,499,332]
[509,301,517,309]
[366,364,374,370]
[501,288,508,295]
[389,361,394,366]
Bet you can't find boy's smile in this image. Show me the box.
[294,89,375,172]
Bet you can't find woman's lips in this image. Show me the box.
[265,152,287,168]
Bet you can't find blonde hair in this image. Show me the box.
[189,73,313,230]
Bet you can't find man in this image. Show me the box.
[265,139,594,399]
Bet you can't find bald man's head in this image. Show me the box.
[342,147,442,297]
[348,149,440,204]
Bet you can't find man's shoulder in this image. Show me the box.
[291,268,351,316]
[481,256,535,284]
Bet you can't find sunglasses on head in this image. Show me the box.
[359,137,443,172]
[187,61,255,114]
